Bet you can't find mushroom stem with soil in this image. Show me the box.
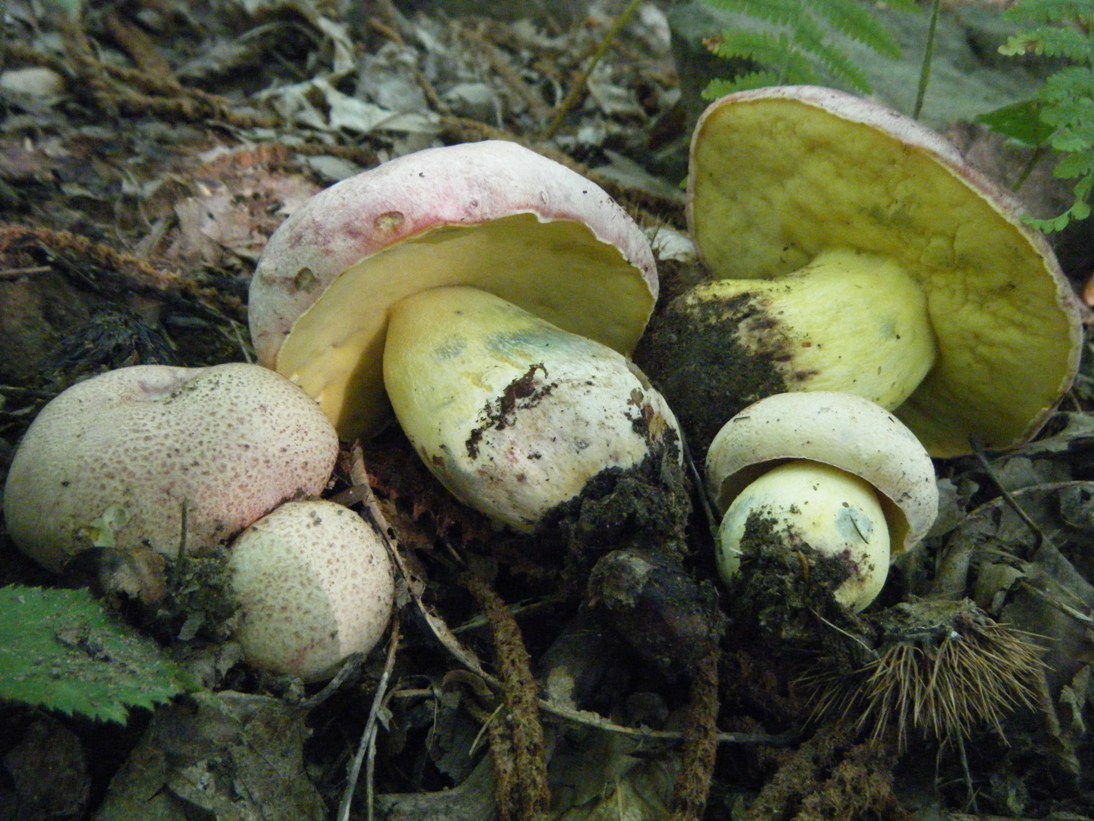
[383,285,677,531]
[637,85,1084,459]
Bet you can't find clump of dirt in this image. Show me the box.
[720,512,863,643]
[634,291,790,457]
[532,439,726,673]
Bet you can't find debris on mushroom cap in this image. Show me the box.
[2,362,339,573]
[228,500,394,682]
[705,392,938,556]
[248,140,659,440]
[383,285,681,531]
[685,85,1083,457]
[716,460,892,612]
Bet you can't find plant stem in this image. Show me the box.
[544,0,643,138]
[913,0,942,120]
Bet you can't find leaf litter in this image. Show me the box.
[0,1,1092,819]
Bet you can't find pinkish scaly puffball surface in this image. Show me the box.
[3,362,339,573]
[228,500,395,682]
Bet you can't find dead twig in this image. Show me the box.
[670,649,721,821]
[544,0,644,138]
[461,571,551,821]
[337,618,402,821]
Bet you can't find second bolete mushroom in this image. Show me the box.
[638,86,1084,458]
[706,392,938,612]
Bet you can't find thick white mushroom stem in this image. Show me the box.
[717,459,892,612]
[683,248,938,411]
[383,285,679,532]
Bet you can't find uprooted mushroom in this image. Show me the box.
[248,140,723,669]
[637,85,1085,459]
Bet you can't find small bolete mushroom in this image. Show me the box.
[638,86,1084,458]
[249,140,679,531]
[3,363,338,573]
[706,392,938,612]
[228,500,394,682]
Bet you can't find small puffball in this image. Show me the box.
[228,500,395,682]
[3,362,339,573]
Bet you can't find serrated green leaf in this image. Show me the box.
[703,70,783,98]
[699,0,916,96]
[0,586,199,723]
[1051,149,1094,178]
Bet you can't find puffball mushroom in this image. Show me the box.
[638,86,1084,458]
[706,392,938,612]
[228,500,394,682]
[249,140,680,531]
[3,363,338,574]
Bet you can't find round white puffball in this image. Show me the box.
[716,460,891,612]
[229,500,395,682]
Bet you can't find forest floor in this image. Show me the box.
[0,1,1092,819]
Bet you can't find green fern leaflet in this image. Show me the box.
[699,0,920,97]
[0,585,199,723]
[978,0,1094,232]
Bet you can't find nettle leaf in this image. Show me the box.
[700,0,918,98]
[0,586,199,723]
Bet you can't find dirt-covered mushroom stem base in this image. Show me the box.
[717,460,892,613]
[719,512,874,643]
[635,248,936,459]
[534,444,724,674]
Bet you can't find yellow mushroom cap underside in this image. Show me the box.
[249,141,658,441]
[688,86,1084,457]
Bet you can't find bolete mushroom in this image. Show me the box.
[637,86,1084,458]
[228,500,394,682]
[706,392,938,612]
[3,363,338,574]
[249,140,680,532]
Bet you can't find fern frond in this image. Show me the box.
[986,0,1094,232]
[1003,0,1094,27]
[793,15,873,93]
[705,70,784,97]
[709,29,794,65]
[811,0,904,59]
[699,0,918,99]
[1001,26,1094,62]
[700,0,808,27]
